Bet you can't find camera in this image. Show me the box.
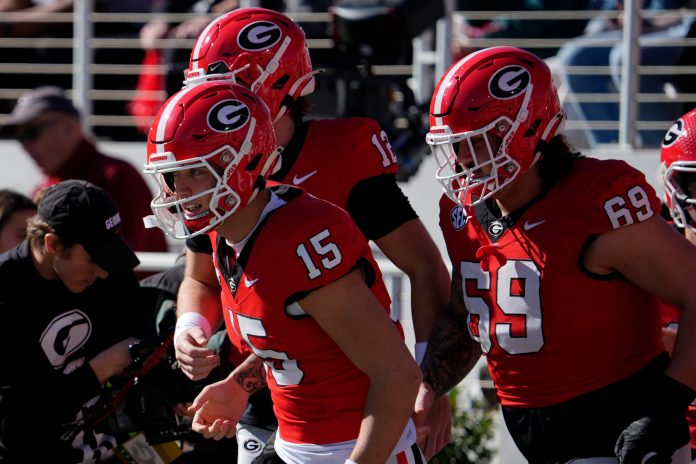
[84,329,203,445]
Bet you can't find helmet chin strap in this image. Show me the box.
[541,111,567,142]
[262,146,283,176]
[273,69,322,123]
[532,111,568,165]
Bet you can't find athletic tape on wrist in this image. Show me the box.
[174,312,212,345]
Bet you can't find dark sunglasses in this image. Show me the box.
[16,119,60,142]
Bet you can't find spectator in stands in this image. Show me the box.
[0,1,167,141]
[0,189,36,253]
[0,179,155,462]
[556,0,694,147]
[452,0,591,60]
[0,86,168,253]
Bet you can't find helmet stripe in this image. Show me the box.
[432,48,489,126]
[154,85,197,152]
[190,11,236,72]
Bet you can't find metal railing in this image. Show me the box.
[3,3,692,148]
[448,5,696,148]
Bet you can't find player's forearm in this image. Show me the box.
[229,353,267,395]
[421,304,482,397]
[409,262,450,342]
[349,368,421,463]
[177,275,223,329]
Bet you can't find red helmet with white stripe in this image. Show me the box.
[184,7,315,122]
[426,46,566,207]
[143,81,278,239]
[661,108,696,234]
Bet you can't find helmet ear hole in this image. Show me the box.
[524,118,541,137]
[272,74,290,89]
[245,153,263,171]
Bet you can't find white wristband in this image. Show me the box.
[345,460,357,464]
[174,312,212,345]
[414,341,428,365]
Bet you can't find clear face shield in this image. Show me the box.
[427,116,520,207]
[144,142,251,239]
[664,161,696,233]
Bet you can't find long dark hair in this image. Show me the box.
[536,135,584,192]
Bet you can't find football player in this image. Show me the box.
[143,81,424,464]
[659,108,696,460]
[174,7,451,460]
[415,46,696,463]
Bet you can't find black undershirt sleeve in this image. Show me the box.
[186,234,213,255]
[346,174,418,241]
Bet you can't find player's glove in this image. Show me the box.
[614,375,694,464]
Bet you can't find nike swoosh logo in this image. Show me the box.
[292,170,318,185]
[523,220,546,231]
[244,277,259,288]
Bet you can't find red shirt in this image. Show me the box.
[271,118,399,209]
[39,138,167,253]
[211,187,398,444]
[439,157,664,408]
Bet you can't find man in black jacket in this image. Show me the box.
[0,180,156,463]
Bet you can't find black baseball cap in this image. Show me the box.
[0,86,80,135]
[38,180,139,273]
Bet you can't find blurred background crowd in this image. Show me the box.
[2,1,695,177]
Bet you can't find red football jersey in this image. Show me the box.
[439,157,664,408]
[211,187,397,444]
[272,118,399,209]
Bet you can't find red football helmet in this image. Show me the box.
[143,81,278,239]
[426,46,566,207]
[184,7,315,122]
[660,108,696,234]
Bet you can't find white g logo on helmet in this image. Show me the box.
[662,119,684,147]
[489,65,530,100]
[238,21,282,51]
[207,99,250,132]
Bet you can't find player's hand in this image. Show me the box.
[188,377,250,440]
[615,375,693,464]
[413,382,452,460]
[174,327,219,381]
